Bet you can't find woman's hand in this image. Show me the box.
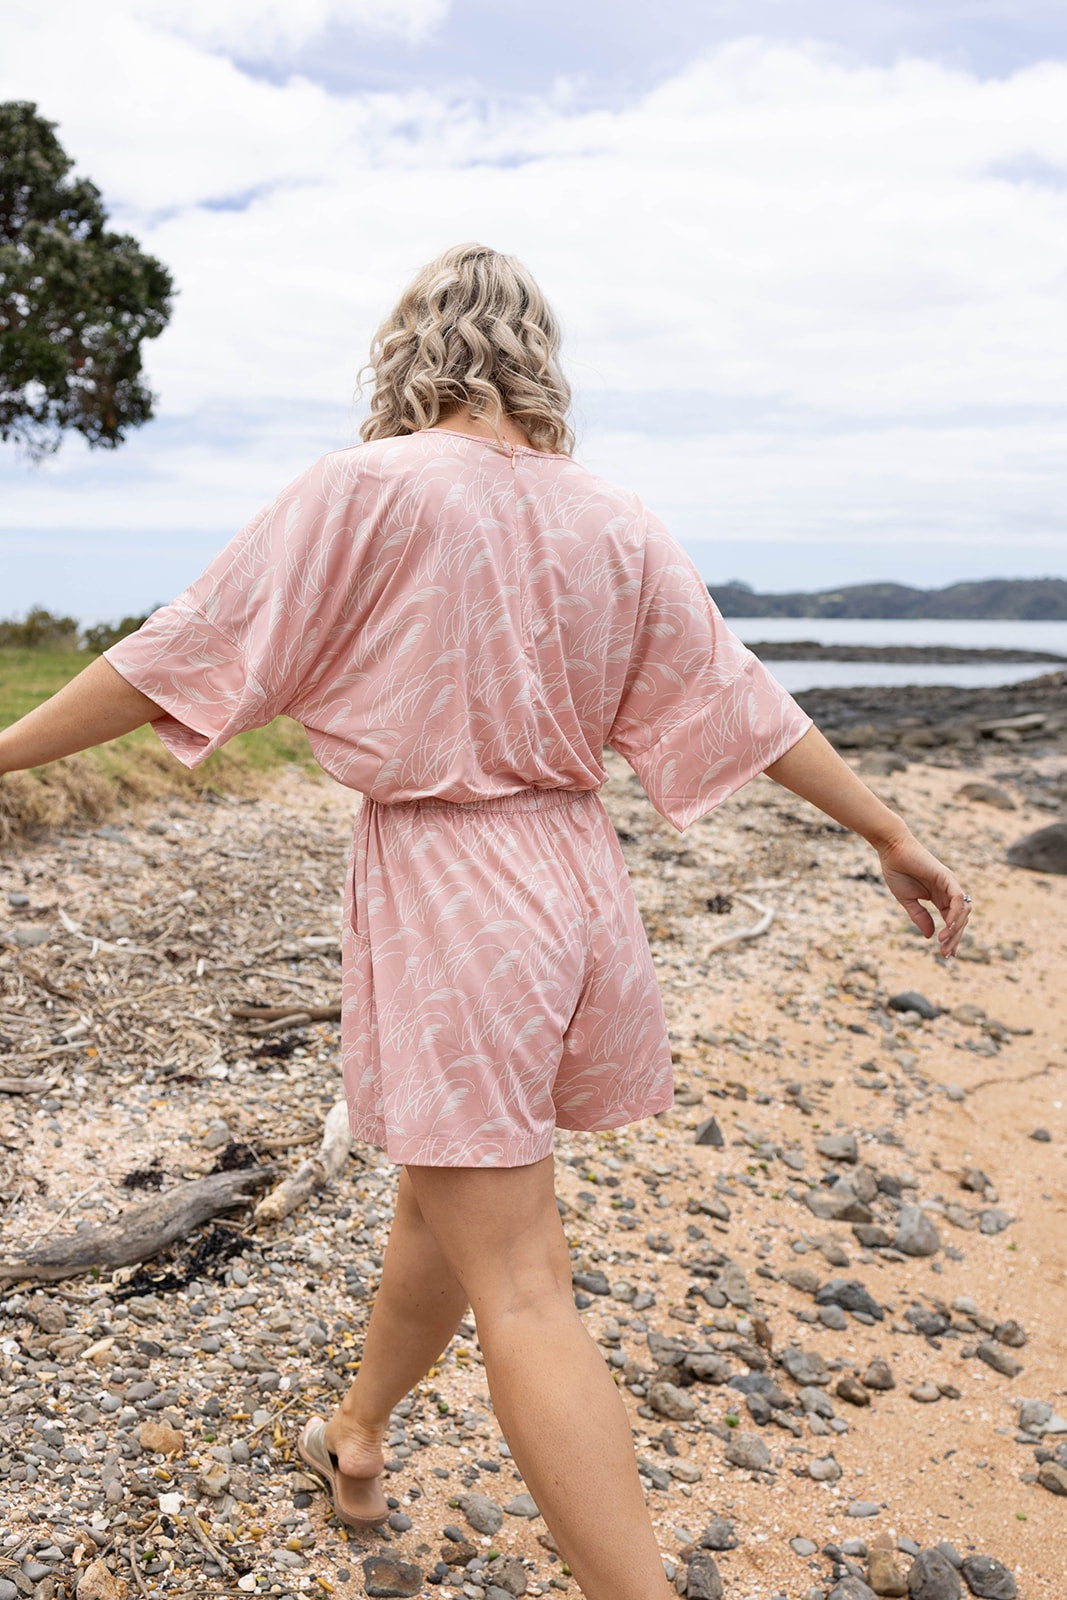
[876,826,972,958]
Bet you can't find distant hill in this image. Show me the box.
[709,577,1067,620]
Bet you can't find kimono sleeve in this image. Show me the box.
[607,511,813,831]
[104,452,371,769]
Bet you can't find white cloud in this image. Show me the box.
[2,19,1066,602]
[122,0,447,53]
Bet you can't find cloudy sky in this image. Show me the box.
[3,0,1066,620]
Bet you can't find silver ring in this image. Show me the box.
[963,895,972,903]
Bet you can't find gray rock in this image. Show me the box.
[805,1187,873,1224]
[647,1379,698,1420]
[809,1455,842,1482]
[889,991,941,1020]
[8,926,51,948]
[829,1578,877,1599]
[1038,1462,1067,1495]
[502,1491,540,1517]
[1018,1399,1051,1431]
[976,1341,1022,1378]
[719,1260,752,1308]
[1006,821,1067,875]
[862,1358,896,1391]
[977,1209,1012,1235]
[572,1269,611,1295]
[698,1515,737,1551]
[694,1115,725,1147]
[907,1549,961,1600]
[0,1580,17,1600]
[482,1554,529,1596]
[847,1501,882,1517]
[456,1492,503,1534]
[894,1206,941,1257]
[959,1556,1015,1599]
[781,1347,831,1386]
[791,1537,818,1556]
[1029,1127,1052,1142]
[815,1279,884,1320]
[685,1552,724,1600]
[956,782,1015,811]
[361,1556,424,1598]
[819,1303,848,1330]
[817,1132,859,1163]
[723,1432,771,1471]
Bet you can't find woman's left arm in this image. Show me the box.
[0,656,164,775]
[763,722,973,958]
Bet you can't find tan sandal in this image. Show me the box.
[296,1415,390,1530]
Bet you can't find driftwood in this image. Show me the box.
[703,892,775,956]
[254,1099,351,1224]
[230,1003,342,1023]
[0,1075,52,1094]
[0,1167,275,1285]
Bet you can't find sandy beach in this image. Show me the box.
[0,734,1064,1600]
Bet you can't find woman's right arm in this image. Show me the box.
[763,723,972,957]
[0,656,164,774]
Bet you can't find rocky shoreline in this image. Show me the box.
[792,668,1067,753]
[747,644,1067,666]
[0,749,1065,1600]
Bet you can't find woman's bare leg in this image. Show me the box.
[324,1166,470,1475]
[405,1153,674,1600]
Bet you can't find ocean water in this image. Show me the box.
[725,617,1067,692]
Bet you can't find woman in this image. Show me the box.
[0,243,970,1600]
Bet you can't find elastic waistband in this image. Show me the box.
[366,786,600,817]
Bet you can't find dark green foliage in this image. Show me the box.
[711,577,1067,620]
[0,606,80,648]
[0,101,175,460]
[82,614,151,652]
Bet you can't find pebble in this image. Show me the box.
[790,1537,818,1556]
[909,1382,941,1404]
[846,1501,881,1518]
[959,1556,1016,1599]
[836,1376,871,1407]
[888,990,941,1020]
[502,1492,540,1518]
[1037,1462,1067,1495]
[780,1347,831,1386]
[893,1206,941,1257]
[828,1579,877,1600]
[685,1552,724,1599]
[456,1492,503,1534]
[724,1433,772,1471]
[698,1515,737,1550]
[816,1132,859,1163]
[862,1358,895,1391]
[648,1379,698,1420]
[907,1549,962,1600]
[809,1455,842,1482]
[361,1555,423,1598]
[975,1342,1022,1378]
[867,1548,909,1596]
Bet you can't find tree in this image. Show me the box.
[0,101,175,461]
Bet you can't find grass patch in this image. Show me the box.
[0,649,322,844]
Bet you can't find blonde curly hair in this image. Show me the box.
[358,243,574,455]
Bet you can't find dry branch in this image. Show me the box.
[0,1076,52,1094]
[703,892,775,956]
[230,1003,342,1023]
[253,1099,350,1224]
[0,1168,275,1284]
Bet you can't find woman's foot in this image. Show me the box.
[322,1410,386,1482]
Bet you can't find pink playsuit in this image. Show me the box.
[105,430,812,1167]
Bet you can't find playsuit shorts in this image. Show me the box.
[340,785,676,1167]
